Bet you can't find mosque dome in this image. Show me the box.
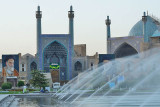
[151,29,160,37]
[128,16,160,37]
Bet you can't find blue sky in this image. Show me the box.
[0,0,160,57]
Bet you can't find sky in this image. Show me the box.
[0,0,160,57]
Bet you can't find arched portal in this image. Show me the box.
[114,42,138,58]
[74,61,82,71]
[30,61,37,71]
[43,41,67,80]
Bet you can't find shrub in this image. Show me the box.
[18,81,24,87]
[2,82,12,90]
[9,89,23,91]
[28,89,37,91]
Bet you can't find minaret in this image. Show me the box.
[105,16,111,54]
[36,6,42,54]
[105,16,111,39]
[142,12,147,42]
[68,6,74,55]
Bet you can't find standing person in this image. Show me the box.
[23,86,27,94]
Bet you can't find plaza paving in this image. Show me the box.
[0,94,9,102]
[0,94,15,107]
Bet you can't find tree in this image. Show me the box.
[30,70,49,90]
[2,82,12,90]
[18,81,24,87]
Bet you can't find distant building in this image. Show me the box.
[73,44,99,77]
[0,6,98,86]
[106,12,160,58]
[1,7,159,87]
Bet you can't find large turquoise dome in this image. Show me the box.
[128,16,160,37]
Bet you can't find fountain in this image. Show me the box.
[53,48,160,107]
[10,48,160,107]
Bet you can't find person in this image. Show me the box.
[23,86,27,94]
[2,55,19,77]
[40,88,44,93]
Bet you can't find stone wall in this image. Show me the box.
[74,44,86,57]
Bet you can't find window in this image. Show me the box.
[21,64,25,72]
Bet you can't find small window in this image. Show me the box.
[21,64,25,72]
[22,68,24,72]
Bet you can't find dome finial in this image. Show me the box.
[142,11,148,42]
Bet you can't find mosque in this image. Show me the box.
[0,6,99,85]
[35,5,99,84]
[106,12,160,58]
[1,6,160,86]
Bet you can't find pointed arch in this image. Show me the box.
[30,61,37,71]
[43,41,68,76]
[114,42,138,58]
[74,61,82,71]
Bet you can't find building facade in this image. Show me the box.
[0,6,99,86]
[106,12,160,58]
